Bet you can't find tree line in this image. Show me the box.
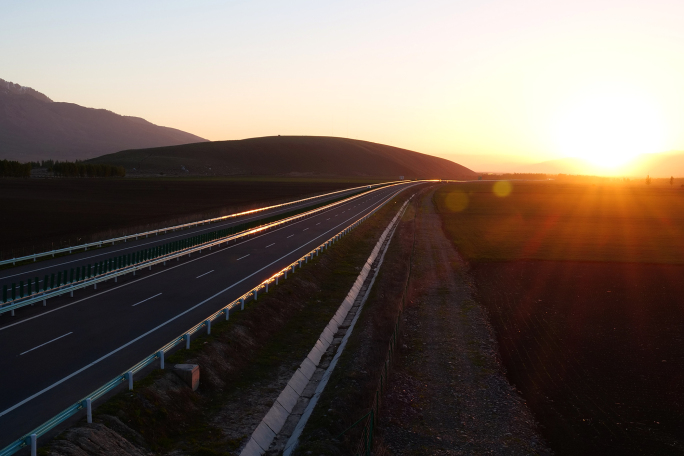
[50,161,125,177]
[0,159,125,178]
[0,159,32,177]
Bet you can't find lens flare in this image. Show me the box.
[444,191,469,212]
[493,181,512,197]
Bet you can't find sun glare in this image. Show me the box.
[553,91,666,169]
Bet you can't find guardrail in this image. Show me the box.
[0,183,416,456]
[0,182,404,317]
[0,181,405,267]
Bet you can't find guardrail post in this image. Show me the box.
[206,319,211,335]
[185,333,191,349]
[298,260,302,268]
[159,350,165,369]
[86,398,92,423]
[127,371,133,390]
[240,297,245,310]
[254,289,258,301]
[225,307,230,321]
[276,275,279,285]
[30,433,37,456]
[284,270,287,279]
[265,282,269,293]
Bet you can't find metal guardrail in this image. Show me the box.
[0,183,406,316]
[0,183,414,456]
[0,181,405,267]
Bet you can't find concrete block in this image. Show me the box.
[320,328,333,345]
[240,438,264,456]
[276,384,300,413]
[299,357,316,379]
[173,364,199,391]
[287,369,309,395]
[307,343,325,365]
[263,401,289,435]
[252,421,276,451]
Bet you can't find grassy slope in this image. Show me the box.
[87,136,477,179]
[435,181,684,264]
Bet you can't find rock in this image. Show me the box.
[173,364,200,391]
[48,423,148,456]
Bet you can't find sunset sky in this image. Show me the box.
[4,0,684,171]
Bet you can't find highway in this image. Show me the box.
[0,185,375,304]
[0,182,413,449]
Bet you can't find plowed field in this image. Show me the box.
[0,177,375,258]
[435,182,684,455]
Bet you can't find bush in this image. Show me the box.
[0,159,31,177]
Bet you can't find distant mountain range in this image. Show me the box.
[88,136,477,179]
[0,78,207,161]
[512,153,684,177]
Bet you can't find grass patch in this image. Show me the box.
[435,181,684,264]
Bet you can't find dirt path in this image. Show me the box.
[379,187,550,455]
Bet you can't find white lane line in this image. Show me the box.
[265,243,275,248]
[237,254,250,261]
[131,292,163,307]
[287,234,294,238]
[195,270,214,279]
[303,228,309,231]
[316,223,320,225]
[20,332,73,356]
[326,218,330,220]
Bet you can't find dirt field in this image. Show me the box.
[0,177,376,258]
[435,182,684,454]
[472,261,684,455]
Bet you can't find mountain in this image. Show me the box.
[88,136,477,179]
[516,153,684,177]
[0,78,207,161]
[619,152,684,177]
[513,157,600,175]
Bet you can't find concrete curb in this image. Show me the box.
[240,199,410,456]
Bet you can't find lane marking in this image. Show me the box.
[237,254,250,261]
[287,234,294,238]
[326,218,330,220]
[20,332,73,356]
[131,293,163,307]
[195,270,214,279]
[316,223,320,225]
[265,243,275,248]
[303,228,309,231]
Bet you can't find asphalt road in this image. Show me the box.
[0,183,413,448]
[0,185,375,299]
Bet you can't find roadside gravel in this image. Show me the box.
[378,187,551,455]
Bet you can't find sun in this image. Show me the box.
[553,90,666,169]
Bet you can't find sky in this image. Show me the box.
[3,0,684,172]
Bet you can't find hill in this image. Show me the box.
[87,136,477,179]
[0,78,207,161]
